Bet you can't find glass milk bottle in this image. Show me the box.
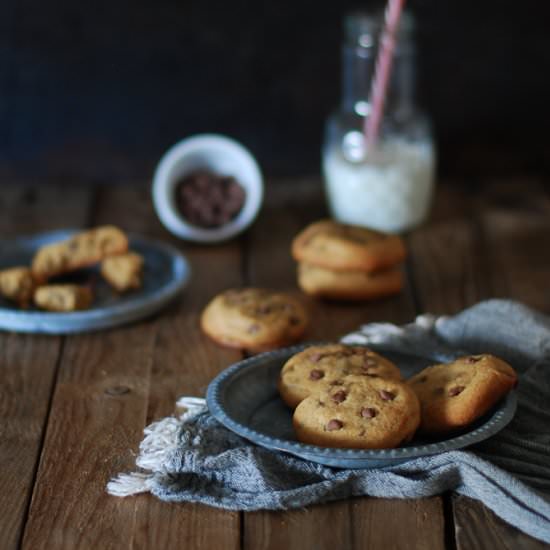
[323,12,435,233]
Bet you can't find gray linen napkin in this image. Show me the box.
[107,299,550,544]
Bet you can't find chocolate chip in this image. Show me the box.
[379,389,395,401]
[415,375,428,383]
[332,390,347,404]
[257,305,272,315]
[317,400,325,407]
[326,419,343,431]
[329,379,344,386]
[449,385,465,396]
[361,407,377,418]
[309,369,324,380]
[465,356,482,364]
[309,352,322,362]
[365,373,379,378]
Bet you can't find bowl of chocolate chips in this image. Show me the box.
[152,134,263,243]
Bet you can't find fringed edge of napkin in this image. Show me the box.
[106,397,207,497]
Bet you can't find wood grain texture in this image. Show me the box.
[0,183,92,550]
[243,179,445,550]
[96,185,242,550]
[453,496,549,550]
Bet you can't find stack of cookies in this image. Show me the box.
[0,226,144,312]
[278,344,517,449]
[291,220,407,301]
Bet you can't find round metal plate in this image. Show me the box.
[207,344,517,468]
[0,230,190,334]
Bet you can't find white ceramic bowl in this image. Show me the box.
[152,134,264,243]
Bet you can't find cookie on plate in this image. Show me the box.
[297,262,403,301]
[293,375,420,449]
[407,354,517,435]
[200,288,309,352]
[291,219,406,273]
[32,225,129,283]
[0,266,35,307]
[101,251,144,292]
[279,343,402,408]
[34,284,93,312]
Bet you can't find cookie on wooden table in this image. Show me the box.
[407,354,517,435]
[292,375,420,449]
[101,251,144,292]
[32,225,129,283]
[278,343,402,408]
[200,288,309,352]
[34,284,93,312]
[297,262,403,301]
[291,220,406,273]
[0,266,35,307]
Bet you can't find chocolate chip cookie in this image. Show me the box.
[0,266,35,307]
[101,251,144,292]
[32,226,129,283]
[291,219,406,273]
[279,344,402,408]
[292,375,420,449]
[407,354,517,435]
[297,262,403,301]
[34,284,93,312]
[200,288,309,352]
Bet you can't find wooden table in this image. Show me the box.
[2,178,549,549]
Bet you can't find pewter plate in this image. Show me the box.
[0,230,190,334]
[207,344,517,468]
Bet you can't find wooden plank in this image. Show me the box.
[22,185,242,549]
[452,497,549,550]
[94,185,243,549]
[0,183,93,550]
[243,179,445,550]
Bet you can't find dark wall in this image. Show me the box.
[1,0,549,182]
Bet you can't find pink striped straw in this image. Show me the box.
[364,0,407,150]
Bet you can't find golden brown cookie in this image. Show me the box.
[407,354,517,435]
[291,219,406,273]
[101,252,144,292]
[200,288,309,352]
[278,343,402,408]
[32,226,129,283]
[297,262,403,301]
[293,375,420,449]
[34,284,93,312]
[0,267,35,307]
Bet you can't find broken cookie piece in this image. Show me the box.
[34,284,93,312]
[100,251,144,292]
[0,266,35,307]
[32,226,129,283]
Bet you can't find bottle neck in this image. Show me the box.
[341,14,416,121]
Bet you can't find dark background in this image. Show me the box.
[1,0,549,183]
